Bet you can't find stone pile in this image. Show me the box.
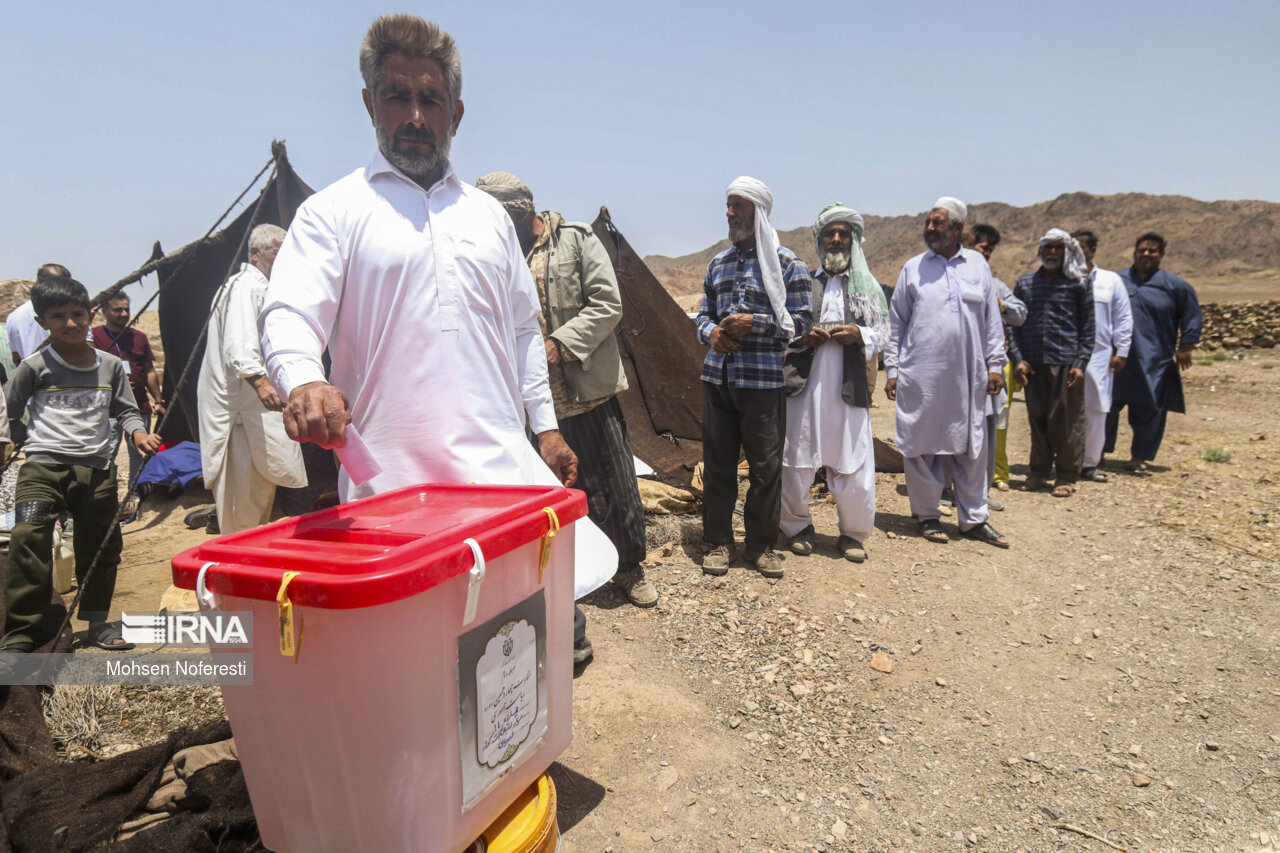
[1198,300,1280,350]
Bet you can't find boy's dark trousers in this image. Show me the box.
[3,461,122,647]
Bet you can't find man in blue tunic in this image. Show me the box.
[1104,232,1202,469]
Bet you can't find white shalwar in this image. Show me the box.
[885,248,1006,527]
[261,152,615,598]
[1083,267,1134,468]
[197,263,306,534]
[781,273,880,542]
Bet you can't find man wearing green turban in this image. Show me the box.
[780,204,889,563]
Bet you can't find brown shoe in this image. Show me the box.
[614,568,658,608]
[702,544,731,576]
[836,536,866,563]
[743,548,784,579]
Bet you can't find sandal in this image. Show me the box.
[83,622,135,651]
[994,481,1010,492]
[961,522,1010,549]
[918,519,948,544]
[1051,483,1075,498]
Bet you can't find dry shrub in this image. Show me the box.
[43,685,225,761]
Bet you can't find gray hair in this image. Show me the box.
[248,224,286,256]
[359,15,461,103]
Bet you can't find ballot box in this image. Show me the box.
[172,483,586,853]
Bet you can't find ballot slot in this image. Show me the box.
[289,527,419,548]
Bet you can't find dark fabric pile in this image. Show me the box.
[0,720,262,853]
[0,594,258,851]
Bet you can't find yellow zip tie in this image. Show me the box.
[276,571,302,659]
[538,507,560,584]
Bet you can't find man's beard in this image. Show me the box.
[1041,255,1063,271]
[823,249,851,275]
[728,221,752,244]
[923,230,948,252]
[376,121,451,186]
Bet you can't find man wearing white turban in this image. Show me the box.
[781,204,888,563]
[884,198,1009,548]
[695,177,813,578]
[1009,229,1096,497]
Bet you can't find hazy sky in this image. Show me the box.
[3,0,1278,297]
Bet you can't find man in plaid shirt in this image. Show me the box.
[696,178,813,579]
[1010,229,1096,497]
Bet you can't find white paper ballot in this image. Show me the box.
[335,424,382,486]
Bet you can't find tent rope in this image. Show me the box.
[28,154,280,673]
[92,152,279,354]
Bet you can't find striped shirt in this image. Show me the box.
[5,348,145,469]
[695,245,813,389]
[1010,269,1096,370]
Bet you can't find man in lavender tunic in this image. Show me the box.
[884,198,1009,548]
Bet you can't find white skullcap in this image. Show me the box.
[931,196,967,224]
[725,176,792,337]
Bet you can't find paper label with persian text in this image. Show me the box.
[456,589,546,809]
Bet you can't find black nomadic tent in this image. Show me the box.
[94,142,313,447]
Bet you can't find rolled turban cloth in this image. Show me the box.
[475,171,534,214]
[931,196,967,225]
[1038,227,1089,281]
[727,176,794,337]
[812,203,888,319]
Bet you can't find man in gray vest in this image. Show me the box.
[780,204,888,563]
[477,173,656,662]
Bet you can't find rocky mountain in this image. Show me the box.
[646,192,1280,308]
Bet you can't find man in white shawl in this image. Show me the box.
[884,197,1009,548]
[781,204,888,563]
[1071,229,1133,482]
[197,224,307,533]
[695,177,813,579]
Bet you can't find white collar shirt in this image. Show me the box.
[260,151,556,500]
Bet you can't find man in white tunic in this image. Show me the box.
[1071,229,1133,482]
[884,198,1009,548]
[197,224,306,533]
[7,265,75,365]
[261,15,576,500]
[782,204,887,563]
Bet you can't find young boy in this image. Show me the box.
[1,275,162,655]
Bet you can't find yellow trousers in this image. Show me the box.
[993,362,1021,485]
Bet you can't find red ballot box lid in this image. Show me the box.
[172,483,587,609]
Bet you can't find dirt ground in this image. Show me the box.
[78,349,1279,852]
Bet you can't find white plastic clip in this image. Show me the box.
[462,538,485,626]
[195,562,222,612]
